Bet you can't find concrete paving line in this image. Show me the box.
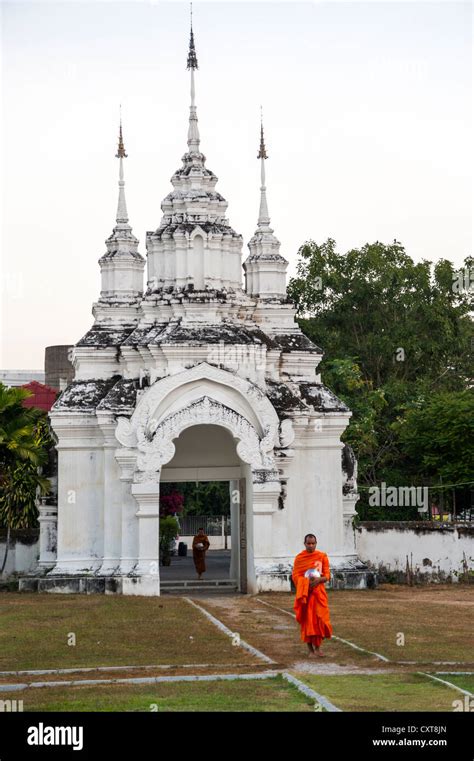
[282,672,342,713]
[0,663,262,678]
[418,672,474,697]
[0,671,281,693]
[255,598,390,663]
[397,661,474,666]
[184,597,276,665]
[435,672,474,675]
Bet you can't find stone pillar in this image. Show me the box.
[123,475,161,596]
[38,501,58,570]
[48,414,104,575]
[343,493,360,556]
[115,449,138,575]
[97,415,122,575]
[229,479,239,582]
[250,469,284,593]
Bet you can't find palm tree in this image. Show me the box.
[0,384,51,575]
[0,385,45,466]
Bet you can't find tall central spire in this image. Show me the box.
[147,6,243,296]
[186,4,200,153]
[115,109,129,226]
[257,110,271,230]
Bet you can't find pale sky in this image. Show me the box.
[1,0,472,369]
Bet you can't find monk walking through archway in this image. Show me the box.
[192,527,210,579]
[292,534,333,657]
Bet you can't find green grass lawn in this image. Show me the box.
[429,673,474,694]
[291,672,465,712]
[0,594,257,671]
[0,675,316,712]
[1,586,472,712]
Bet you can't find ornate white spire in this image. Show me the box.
[257,111,271,230]
[96,113,144,312]
[115,110,129,226]
[186,5,200,153]
[243,114,288,300]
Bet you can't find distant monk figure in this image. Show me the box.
[292,534,333,657]
[192,528,210,579]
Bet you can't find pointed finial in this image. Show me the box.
[256,108,271,229]
[187,3,198,70]
[114,107,129,225]
[116,105,127,159]
[257,107,268,159]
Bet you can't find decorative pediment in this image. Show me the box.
[132,362,279,442]
[116,394,275,471]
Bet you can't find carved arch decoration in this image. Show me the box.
[116,395,274,473]
[115,362,280,472]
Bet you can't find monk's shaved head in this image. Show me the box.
[304,533,317,543]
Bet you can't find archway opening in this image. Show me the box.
[159,424,247,590]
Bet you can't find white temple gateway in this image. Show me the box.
[29,21,375,595]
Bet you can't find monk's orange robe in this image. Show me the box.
[292,549,332,647]
[192,534,210,575]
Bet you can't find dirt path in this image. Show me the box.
[190,591,474,676]
[189,594,394,673]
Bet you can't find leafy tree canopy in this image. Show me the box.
[288,240,473,519]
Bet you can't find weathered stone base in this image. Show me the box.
[254,569,377,593]
[255,556,378,592]
[18,576,124,594]
[255,568,293,593]
[18,574,163,596]
[122,576,160,596]
[18,561,377,595]
[328,568,378,589]
[327,556,378,589]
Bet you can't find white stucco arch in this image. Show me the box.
[148,396,265,469]
[112,362,284,595]
[151,379,262,433]
[137,363,278,436]
[115,363,280,473]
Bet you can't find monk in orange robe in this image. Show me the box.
[192,528,210,579]
[292,533,332,657]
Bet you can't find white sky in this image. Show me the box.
[1,0,472,369]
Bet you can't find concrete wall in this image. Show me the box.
[356,522,474,583]
[0,530,39,577]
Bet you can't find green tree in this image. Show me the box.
[322,359,388,486]
[288,240,474,519]
[166,481,230,517]
[394,391,474,486]
[159,516,180,566]
[0,385,46,466]
[0,386,53,574]
[288,239,473,390]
